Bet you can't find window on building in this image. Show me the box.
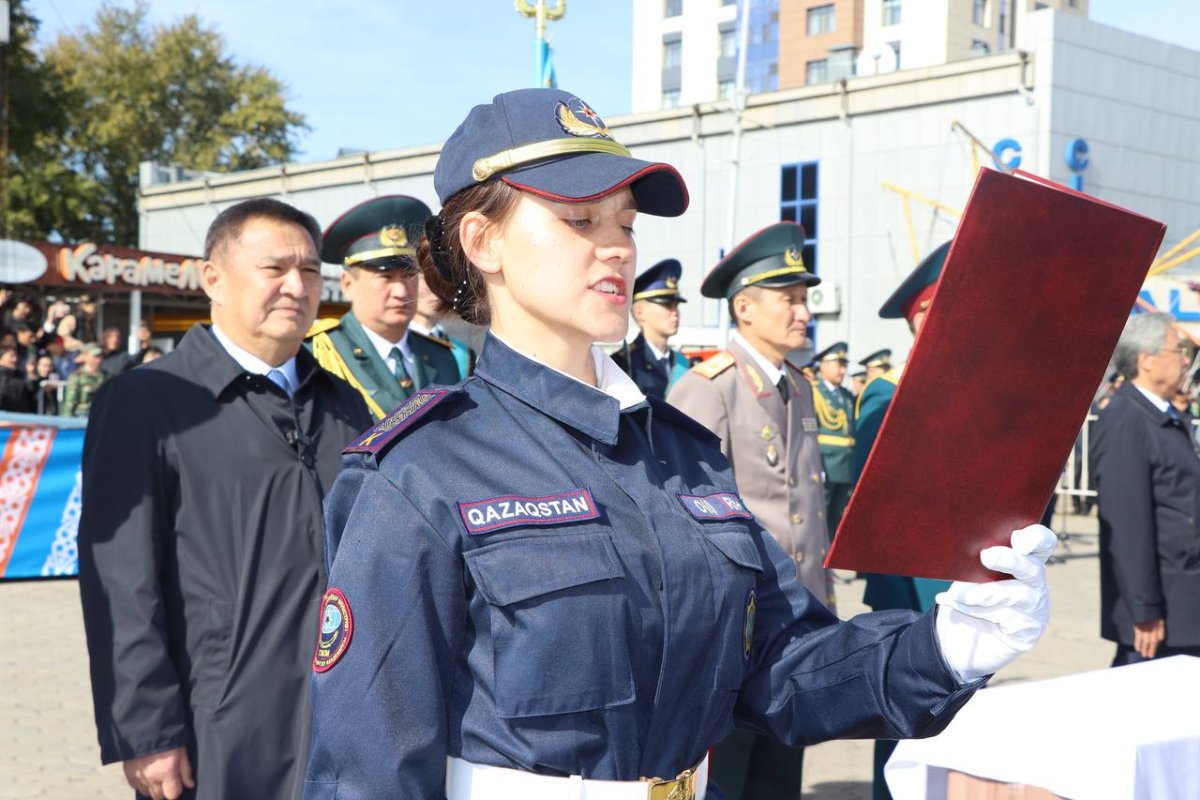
[806,4,835,35]
[662,88,681,108]
[971,38,990,56]
[719,27,737,59]
[665,0,683,17]
[972,0,988,26]
[663,38,683,69]
[806,59,829,84]
[718,80,736,100]
[881,0,901,26]
[780,162,820,330]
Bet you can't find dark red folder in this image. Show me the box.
[824,169,1166,582]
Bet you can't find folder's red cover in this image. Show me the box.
[824,169,1167,582]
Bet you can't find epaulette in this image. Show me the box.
[411,329,453,348]
[306,318,341,339]
[692,351,735,380]
[343,388,451,458]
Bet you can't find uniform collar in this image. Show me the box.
[730,330,784,386]
[474,332,645,445]
[348,312,413,365]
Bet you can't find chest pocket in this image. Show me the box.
[701,527,766,691]
[463,529,635,718]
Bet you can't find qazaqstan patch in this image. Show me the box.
[313,588,353,673]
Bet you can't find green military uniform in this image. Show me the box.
[64,368,107,417]
[305,194,464,421]
[308,314,460,420]
[852,242,952,800]
[811,341,856,541]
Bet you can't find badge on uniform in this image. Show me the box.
[743,588,757,664]
[313,588,353,673]
[802,417,818,433]
[765,444,779,467]
[459,488,601,535]
[759,424,778,441]
[678,492,754,521]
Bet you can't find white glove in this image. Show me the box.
[934,524,1057,683]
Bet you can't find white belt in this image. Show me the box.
[446,755,708,800]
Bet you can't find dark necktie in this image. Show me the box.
[776,375,789,405]
[389,346,411,385]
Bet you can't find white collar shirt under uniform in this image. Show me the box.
[211,323,298,395]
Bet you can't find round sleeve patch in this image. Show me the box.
[313,588,353,673]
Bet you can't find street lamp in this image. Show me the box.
[515,0,565,88]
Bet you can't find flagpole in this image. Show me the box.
[515,0,566,87]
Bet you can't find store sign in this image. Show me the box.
[57,242,202,291]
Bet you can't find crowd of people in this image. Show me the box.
[0,290,165,417]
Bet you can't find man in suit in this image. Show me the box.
[810,341,856,541]
[611,258,691,399]
[77,198,372,800]
[308,195,461,420]
[1093,311,1200,667]
[851,240,951,800]
[669,222,831,800]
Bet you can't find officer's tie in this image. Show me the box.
[776,375,789,406]
[266,369,292,397]
[388,346,413,390]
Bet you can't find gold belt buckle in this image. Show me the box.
[646,766,696,800]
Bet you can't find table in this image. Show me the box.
[886,656,1200,799]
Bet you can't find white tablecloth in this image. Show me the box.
[886,656,1200,799]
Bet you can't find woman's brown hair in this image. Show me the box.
[418,181,521,327]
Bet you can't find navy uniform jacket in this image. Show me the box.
[611,332,690,399]
[303,335,978,799]
[307,311,462,420]
[1093,381,1200,646]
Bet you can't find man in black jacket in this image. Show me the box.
[78,198,371,800]
[1093,311,1200,667]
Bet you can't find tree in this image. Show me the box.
[40,1,307,245]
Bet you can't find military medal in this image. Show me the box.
[765,443,779,466]
[759,424,778,441]
[399,377,413,389]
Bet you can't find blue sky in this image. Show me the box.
[26,0,1200,164]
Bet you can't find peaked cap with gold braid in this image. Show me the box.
[320,195,433,270]
[633,258,689,304]
[700,221,822,300]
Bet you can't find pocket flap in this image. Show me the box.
[464,530,623,606]
[704,529,765,573]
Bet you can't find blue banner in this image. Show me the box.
[0,413,86,580]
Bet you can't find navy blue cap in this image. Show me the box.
[879,240,952,320]
[633,258,687,303]
[858,349,892,369]
[434,89,688,217]
[812,341,850,364]
[700,222,821,300]
[321,195,433,269]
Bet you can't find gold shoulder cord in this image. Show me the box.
[812,384,848,433]
[311,332,386,419]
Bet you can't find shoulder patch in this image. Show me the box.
[693,351,735,380]
[343,388,449,456]
[411,329,453,348]
[306,317,341,338]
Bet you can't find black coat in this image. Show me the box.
[1092,381,1200,647]
[0,365,35,412]
[78,324,371,799]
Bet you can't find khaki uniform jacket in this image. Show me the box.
[668,338,835,610]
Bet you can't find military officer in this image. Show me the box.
[307,195,461,420]
[811,341,856,540]
[849,369,867,397]
[858,348,892,383]
[852,240,952,800]
[668,222,833,800]
[611,257,691,399]
[410,270,476,378]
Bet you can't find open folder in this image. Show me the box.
[824,168,1166,583]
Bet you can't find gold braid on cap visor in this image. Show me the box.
[472,138,633,182]
[344,246,417,266]
[739,265,809,287]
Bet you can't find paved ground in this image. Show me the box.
[0,512,1106,799]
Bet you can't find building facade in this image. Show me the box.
[139,10,1200,363]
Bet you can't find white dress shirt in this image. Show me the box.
[211,324,299,395]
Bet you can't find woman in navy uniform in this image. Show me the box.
[303,88,1056,800]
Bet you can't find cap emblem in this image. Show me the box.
[556,98,613,140]
[665,276,678,290]
[784,246,805,269]
[379,225,408,248]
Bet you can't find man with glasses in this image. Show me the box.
[1093,312,1200,666]
[308,195,461,420]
